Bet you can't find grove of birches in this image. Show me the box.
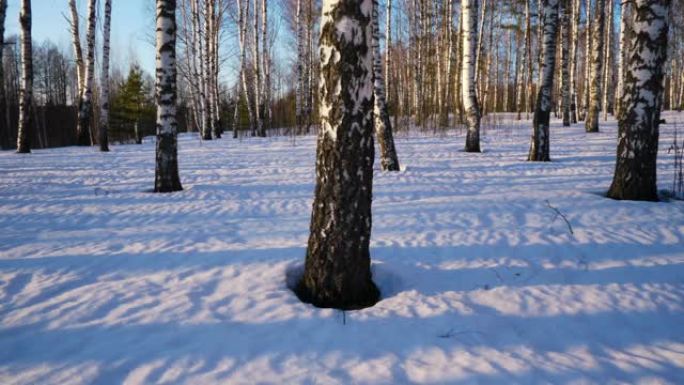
[1,0,681,308]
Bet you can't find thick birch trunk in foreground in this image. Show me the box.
[372,0,400,171]
[76,0,97,146]
[528,0,560,162]
[297,0,379,310]
[585,0,604,133]
[154,0,183,193]
[99,0,113,152]
[607,0,669,201]
[16,0,32,153]
[560,0,570,126]
[462,0,480,153]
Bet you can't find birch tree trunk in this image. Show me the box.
[585,0,604,133]
[560,0,571,126]
[0,0,7,148]
[519,0,532,120]
[372,0,400,171]
[253,0,264,137]
[99,0,112,152]
[615,0,629,119]
[154,0,183,193]
[462,0,480,152]
[234,0,254,138]
[16,0,32,153]
[385,0,392,103]
[569,0,579,123]
[297,0,379,310]
[295,0,303,132]
[528,0,560,162]
[76,0,97,146]
[602,0,613,121]
[261,0,270,132]
[607,0,670,201]
[67,0,84,100]
[203,0,214,139]
[583,0,591,120]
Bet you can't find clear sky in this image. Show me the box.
[5,0,157,75]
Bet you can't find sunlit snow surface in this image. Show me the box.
[1,113,683,384]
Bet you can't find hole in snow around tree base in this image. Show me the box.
[284,260,404,306]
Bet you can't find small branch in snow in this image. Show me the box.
[545,200,574,235]
[438,329,485,339]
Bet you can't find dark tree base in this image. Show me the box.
[607,183,659,202]
[464,147,481,153]
[16,147,30,154]
[294,277,380,311]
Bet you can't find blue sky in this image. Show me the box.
[5,0,157,74]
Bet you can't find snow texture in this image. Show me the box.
[1,113,684,384]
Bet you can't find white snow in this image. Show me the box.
[1,113,684,384]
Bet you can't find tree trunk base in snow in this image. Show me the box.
[295,274,380,311]
[154,133,183,193]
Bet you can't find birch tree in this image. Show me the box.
[297,0,379,310]
[16,0,32,153]
[462,0,480,153]
[99,0,112,152]
[372,0,400,171]
[585,0,604,133]
[607,0,669,201]
[76,0,97,146]
[560,0,570,126]
[602,0,613,121]
[0,0,7,144]
[154,0,183,193]
[528,0,560,162]
[615,0,630,119]
[67,0,84,100]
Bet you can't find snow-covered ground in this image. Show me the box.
[1,113,683,385]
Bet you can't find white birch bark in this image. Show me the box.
[99,0,112,152]
[154,0,182,192]
[585,0,604,132]
[569,0,580,123]
[607,0,670,201]
[462,0,481,152]
[16,0,32,153]
[76,0,97,146]
[372,0,400,171]
[615,0,629,118]
[295,0,303,131]
[560,0,571,126]
[67,0,84,99]
[528,0,560,161]
[602,0,613,121]
[252,0,263,137]
[299,0,379,310]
